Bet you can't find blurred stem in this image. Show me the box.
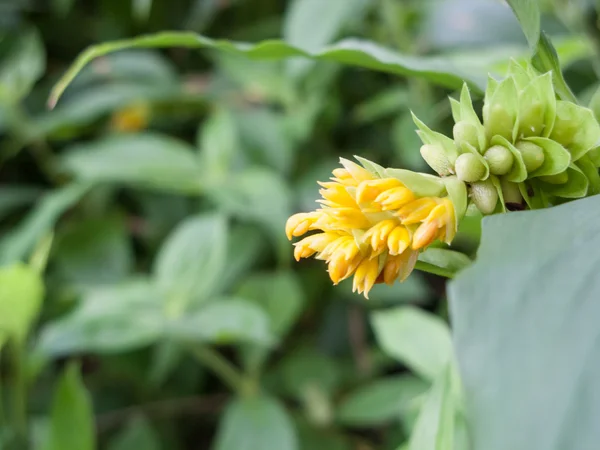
[9,340,27,442]
[191,346,253,396]
[415,261,456,279]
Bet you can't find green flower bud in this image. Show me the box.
[515,141,545,172]
[484,145,514,175]
[539,172,569,185]
[420,144,453,176]
[500,178,523,205]
[470,179,499,215]
[455,153,486,182]
[519,100,545,137]
[453,121,479,151]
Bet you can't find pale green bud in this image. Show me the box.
[486,104,514,140]
[453,121,479,151]
[500,178,523,205]
[515,141,545,172]
[539,172,569,184]
[455,153,486,182]
[519,100,545,137]
[470,179,499,215]
[484,145,514,175]
[420,144,453,176]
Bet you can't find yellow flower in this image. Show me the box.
[286,158,458,298]
[110,102,150,132]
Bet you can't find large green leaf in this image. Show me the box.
[371,307,453,381]
[154,213,228,310]
[505,0,540,48]
[108,417,160,450]
[46,364,95,450]
[62,133,203,194]
[449,195,600,450]
[337,375,428,426]
[49,32,488,108]
[214,395,298,450]
[0,183,90,265]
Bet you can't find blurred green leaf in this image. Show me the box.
[337,376,428,426]
[532,32,578,103]
[50,32,490,107]
[283,0,368,77]
[166,298,274,346]
[154,213,228,310]
[505,0,540,48]
[62,133,203,194]
[215,395,298,450]
[39,280,162,355]
[450,195,600,450]
[54,215,133,285]
[280,347,341,398]
[198,107,241,180]
[108,416,160,450]
[0,28,45,103]
[353,86,409,124]
[337,275,430,304]
[408,366,455,450]
[297,419,351,450]
[208,168,291,261]
[371,307,453,381]
[0,183,90,265]
[0,263,44,342]
[46,363,95,450]
[236,271,305,337]
[0,186,42,220]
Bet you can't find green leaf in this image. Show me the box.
[505,0,540,48]
[417,248,472,277]
[0,183,90,265]
[154,214,228,311]
[371,307,453,381]
[49,32,488,107]
[408,366,456,450]
[38,280,163,355]
[532,32,578,103]
[283,0,368,77]
[540,163,589,198]
[207,168,291,262]
[62,133,202,194]
[214,395,298,450]
[236,271,305,337]
[165,297,274,346]
[336,274,429,304]
[337,376,428,426]
[0,186,41,221]
[54,216,132,285]
[385,169,446,198]
[198,107,240,181]
[449,195,600,450]
[108,417,160,450]
[0,28,45,103]
[352,86,408,124]
[279,347,341,398]
[46,363,95,450]
[0,263,44,342]
[575,154,600,196]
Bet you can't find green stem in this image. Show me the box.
[9,340,27,442]
[191,346,252,396]
[415,261,456,279]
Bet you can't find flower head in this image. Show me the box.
[414,60,600,214]
[286,158,466,298]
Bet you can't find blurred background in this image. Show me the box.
[0,0,598,449]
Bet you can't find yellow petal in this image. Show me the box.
[387,226,411,255]
[375,186,415,210]
[339,158,375,184]
[352,257,380,299]
[396,198,438,225]
[285,212,320,240]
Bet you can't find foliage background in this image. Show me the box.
[0,0,599,449]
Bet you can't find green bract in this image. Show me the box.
[413,60,600,215]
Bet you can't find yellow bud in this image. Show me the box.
[396,198,438,224]
[352,258,380,299]
[286,212,319,239]
[387,226,410,255]
[484,145,514,175]
[455,153,486,182]
[374,186,415,211]
[515,141,544,173]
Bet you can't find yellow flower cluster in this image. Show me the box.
[286,159,456,298]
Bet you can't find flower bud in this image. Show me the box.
[455,153,486,182]
[500,178,522,204]
[519,100,545,137]
[484,145,513,175]
[539,172,569,185]
[486,104,515,140]
[420,144,453,176]
[470,179,499,215]
[453,121,479,151]
[515,141,544,172]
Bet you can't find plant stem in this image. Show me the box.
[9,340,27,442]
[191,346,251,396]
